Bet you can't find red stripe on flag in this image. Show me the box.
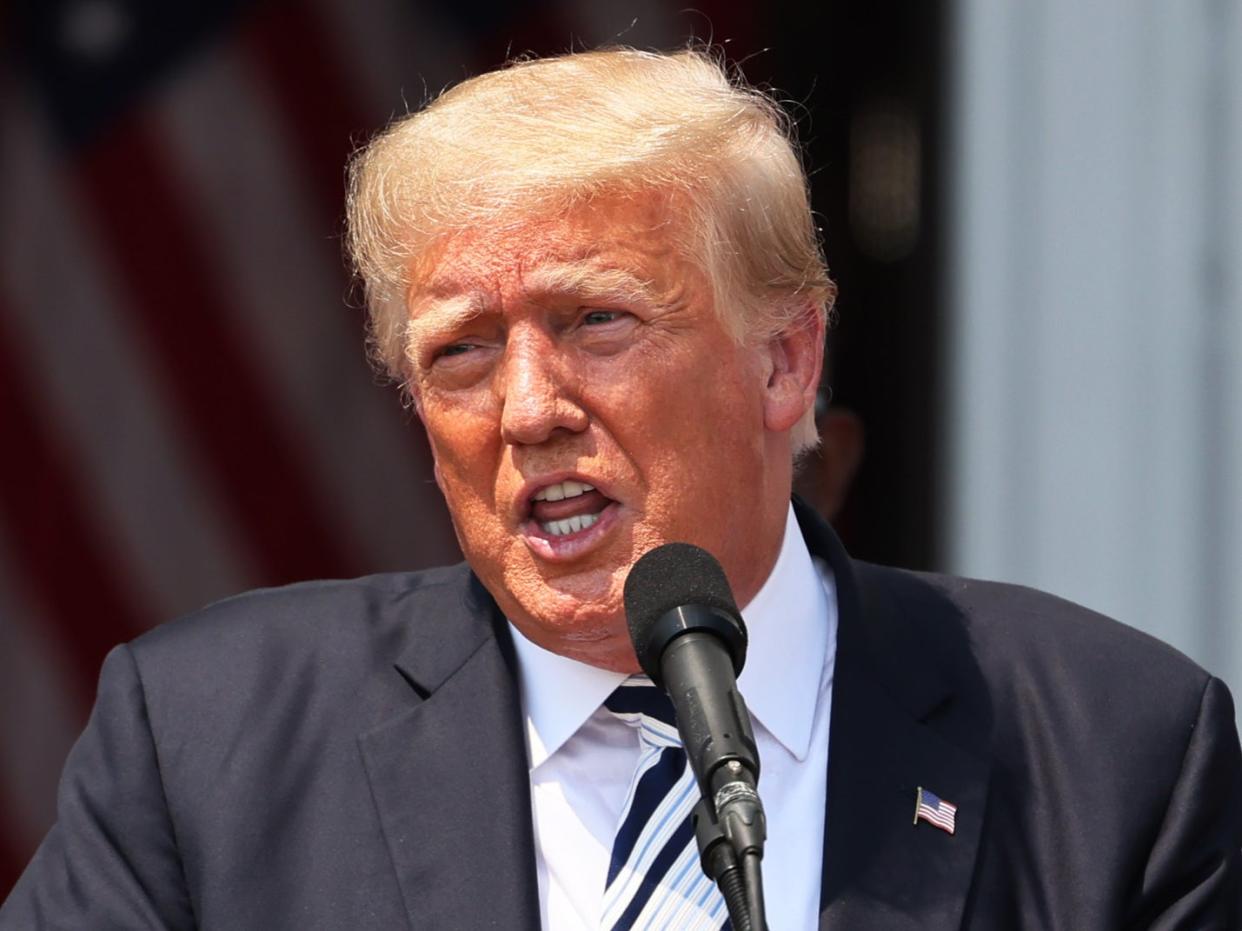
[72,114,360,584]
[242,1,370,226]
[0,305,147,700]
[240,1,445,476]
[0,819,26,906]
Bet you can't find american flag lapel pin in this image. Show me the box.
[913,786,957,835]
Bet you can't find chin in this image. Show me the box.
[481,536,639,661]
[542,592,624,639]
[507,582,627,652]
[537,612,638,670]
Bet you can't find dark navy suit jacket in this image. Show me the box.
[4,503,1240,928]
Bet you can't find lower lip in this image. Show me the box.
[520,501,622,562]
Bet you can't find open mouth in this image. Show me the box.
[521,478,620,556]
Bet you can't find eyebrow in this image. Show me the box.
[403,294,487,367]
[522,263,659,307]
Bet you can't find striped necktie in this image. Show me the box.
[599,677,729,930]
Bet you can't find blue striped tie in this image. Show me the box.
[599,677,729,930]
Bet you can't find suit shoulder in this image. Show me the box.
[126,563,478,692]
[853,561,1214,733]
[925,570,1206,687]
[115,562,501,755]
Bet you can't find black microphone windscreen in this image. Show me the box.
[623,543,745,679]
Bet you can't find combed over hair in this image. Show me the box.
[346,46,835,451]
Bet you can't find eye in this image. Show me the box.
[581,309,623,326]
[570,307,638,357]
[426,340,486,375]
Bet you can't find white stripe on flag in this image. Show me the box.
[154,45,457,571]
[0,93,257,618]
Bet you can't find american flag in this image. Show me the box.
[0,0,758,899]
[914,786,957,835]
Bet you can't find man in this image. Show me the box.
[3,47,1240,930]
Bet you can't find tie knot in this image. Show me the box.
[604,677,679,732]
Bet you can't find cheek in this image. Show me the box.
[632,355,762,451]
[423,397,500,486]
[421,401,514,559]
[604,365,765,513]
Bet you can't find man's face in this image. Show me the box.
[405,194,816,670]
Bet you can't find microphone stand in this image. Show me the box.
[652,622,770,929]
[692,777,768,931]
[694,800,752,930]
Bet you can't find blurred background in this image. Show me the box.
[1,0,1238,897]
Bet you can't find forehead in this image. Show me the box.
[408,193,695,302]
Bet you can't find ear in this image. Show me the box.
[762,305,826,434]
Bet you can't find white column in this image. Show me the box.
[947,0,1241,687]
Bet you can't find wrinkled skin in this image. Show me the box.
[404,194,824,671]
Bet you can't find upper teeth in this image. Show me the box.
[534,480,594,502]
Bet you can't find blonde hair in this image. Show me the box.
[346,46,835,451]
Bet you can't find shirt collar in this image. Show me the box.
[508,504,834,770]
[508,624,628,770]
[737,504,835,762]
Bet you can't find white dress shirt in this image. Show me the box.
[509,506,839,930]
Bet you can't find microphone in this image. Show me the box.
[623,543,767,931]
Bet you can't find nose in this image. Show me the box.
[497,330,588,446]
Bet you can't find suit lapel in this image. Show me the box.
[796,502,991,930]
[357,571,541,931]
